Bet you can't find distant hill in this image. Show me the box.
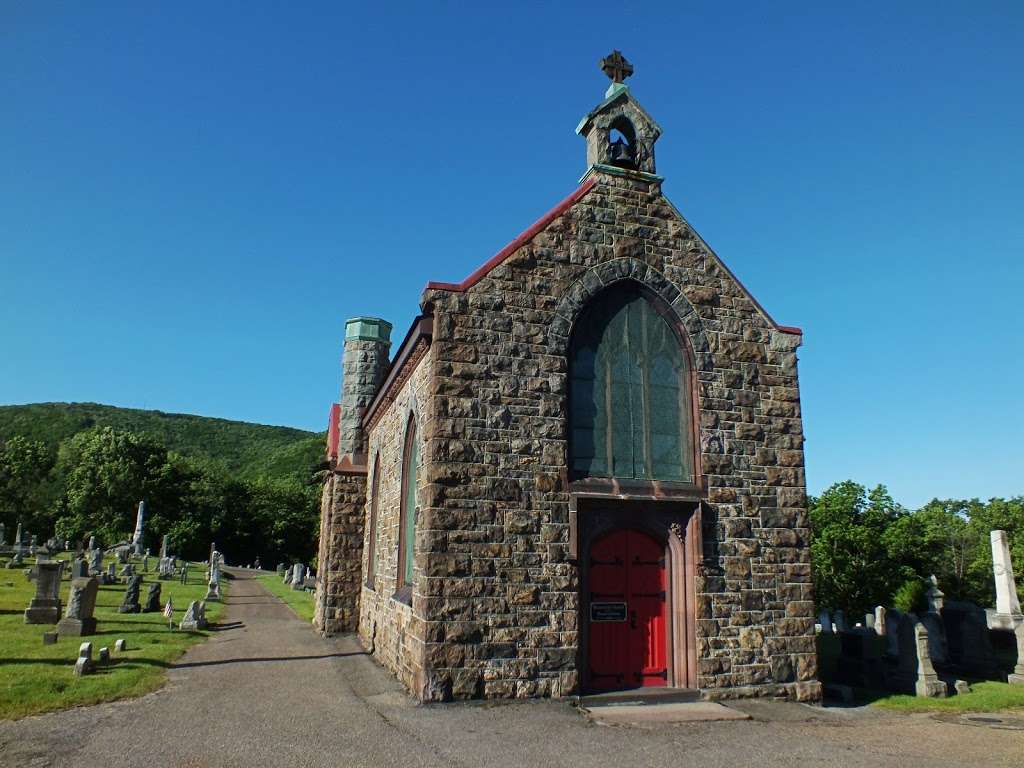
[0,402,325,482]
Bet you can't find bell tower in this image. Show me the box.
[576,51,662,179]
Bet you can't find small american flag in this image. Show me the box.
[163,597,174,619]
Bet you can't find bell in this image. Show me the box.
[607,137,636,168]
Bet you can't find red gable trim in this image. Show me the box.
[777,325,803,335]
[425,177,598,293]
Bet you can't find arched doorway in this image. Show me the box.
[588,528,668,691]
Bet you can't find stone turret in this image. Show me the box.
[337,317,392,462]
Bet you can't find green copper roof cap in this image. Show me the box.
[345,317,393,344]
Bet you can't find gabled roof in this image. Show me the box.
[575,84,662,139]
[423,174,801,336]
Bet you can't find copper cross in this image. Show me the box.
[600,50,633,84]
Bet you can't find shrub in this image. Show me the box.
[892,578,927,614]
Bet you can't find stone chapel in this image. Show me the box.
[314,52,820,703]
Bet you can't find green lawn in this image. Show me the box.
[254,570,314,623]
[871,681,1024,713]
[0,553,225,720]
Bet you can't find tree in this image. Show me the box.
[54,427,183,546]
[0,436,55,534]
[809,481,907,617]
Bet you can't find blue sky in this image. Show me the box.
[2,2,1021,508]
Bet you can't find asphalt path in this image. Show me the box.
[1,570,1020,768]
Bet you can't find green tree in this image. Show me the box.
[0,436,55,534]
[54,427,181,546]
[809,481,907,616]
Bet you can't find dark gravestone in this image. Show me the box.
[143,582,162,613]
[118,575,143,614]
[942,600,996,676]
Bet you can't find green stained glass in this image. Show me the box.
[402,426,418,586]
[569,286,692,482]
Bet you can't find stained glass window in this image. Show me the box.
[398,419,418,588]
[569,286,693,482]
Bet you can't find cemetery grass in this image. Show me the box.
[0,555,225,720]
[254,571,314,623]
[871,681,1024,713]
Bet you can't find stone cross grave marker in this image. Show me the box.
[118,575,143,613]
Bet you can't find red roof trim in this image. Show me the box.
[425,177,598,293]
[777,325,803,335]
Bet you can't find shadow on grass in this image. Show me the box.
[0,609,26,615]
[170,650,367,670]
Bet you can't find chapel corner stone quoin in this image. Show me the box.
[313,52,819,703]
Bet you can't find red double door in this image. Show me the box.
[588,529,668,691]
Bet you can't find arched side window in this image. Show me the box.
[397,416,419,593]
[365,453,381,590]
[569,284,693,483]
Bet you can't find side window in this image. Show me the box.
[397,417,419,592]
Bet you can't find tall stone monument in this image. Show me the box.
[159,534,170,560]
[132,500,147,556]
[24,561,64,624]
[988,530,1023,630]
[57,576,99,636]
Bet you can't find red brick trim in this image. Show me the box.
[424,177,598,293]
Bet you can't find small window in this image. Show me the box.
[397,416,419,593]
[365,454,381,589]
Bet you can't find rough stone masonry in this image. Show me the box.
[314,53,820,704]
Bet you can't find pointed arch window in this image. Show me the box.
[365,453,381,589]
[569,284,693,482]
[396,416,419,595]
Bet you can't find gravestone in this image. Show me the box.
[143,582,162,613]
[104,561,116,584]
[276,562,285,575]
[24,561,63,624]
[291,563,306,591]
[179,562,190,585]
[159,534,170,560]
[1008,623,1024,685]
[942,600,995,676]
[914,622,947,697]
[119,563,135,582]
[7,551,24,568]
[115,547,129,565]
[832,609,848,633]
[988,530,1023,630]
[73,642,94,676]
[131,500,146,555]
[0,522,5,545]
[89,548,103,577]
[143,555,150,573]
[874,605,887,636]
[72,557,89,578]
[98,647,110,664]
[118,575,143,613]
[14,523,23,554]
[179,600,208,631]
[57,576,99,636]
[115,638,127,652]
[88,535,96,551]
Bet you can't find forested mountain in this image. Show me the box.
[0,403,327,565]
[0,402,324,482]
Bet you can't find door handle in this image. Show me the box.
[630,610,637,629]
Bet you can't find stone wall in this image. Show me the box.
[414,170,819,701]
[314,469,368,635]
[357,345,433,696]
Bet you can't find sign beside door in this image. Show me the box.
[590,601,627,622]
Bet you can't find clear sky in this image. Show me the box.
[2,2,1021,508]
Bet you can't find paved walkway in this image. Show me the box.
[1,571,1021,768]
